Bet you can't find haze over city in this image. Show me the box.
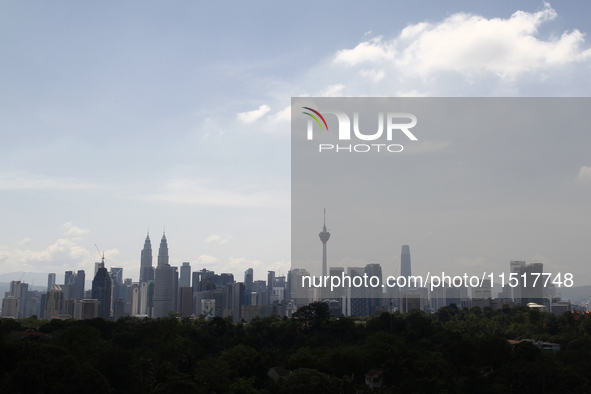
[1,1,590,285]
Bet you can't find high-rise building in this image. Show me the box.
[113,299,125,320]
[8,281,29,318]
[365,263,383,314]
[172,266,179,313]
[45,284,64,319]
[267,271,276,304]
[47,273,56,292]
[111,267,123,284]
[10,281,22,299]
[288,269,312,307]
[110,267,124,313]
[244,268,254,292]
[18,282,29,317]
[153,233,175,317]
[520,263,544,306]
[346,267,367,316]
[139,281,149,315]
[473,279,492,299]
[1,296,19,318]
[253,280,266,294]
[192,269,215,293]
[65,271,74,286]
[73,299,99,320]
[319,209,331,300]
[158,232,169,266]
[140,233,154,283]
[76,270,85,300]
[147,280,154,317]
[214,273,234,289]
[200,277,216,292]
[91,256,112,319]
[180,262,191,288]
[400,245,411,291]
[178,287,193,316]
[510,261,526,303]
[329,267,345,299]
[224,282,245,322]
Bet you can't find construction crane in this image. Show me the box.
[95,244,105,265]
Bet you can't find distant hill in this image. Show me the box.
[0,271,92,291]
[0,271,57,287]
[555,285,591,301]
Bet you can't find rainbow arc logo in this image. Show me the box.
[302,107,329,131]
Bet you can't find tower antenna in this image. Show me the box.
[95,244,105,264]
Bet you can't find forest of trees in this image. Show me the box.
[1,303,591,393]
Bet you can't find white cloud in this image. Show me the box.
[334,36,393,66]
[237,104,271,123]
[360,68,385,82]
[269,105,291,122]
[332,3,591,81]
[0,237,118,273]
[205,234,231,245]
[61,221,90,236]
[192,254,219,268]
[575,165,591,182]
[318,84,345,97]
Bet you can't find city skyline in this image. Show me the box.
[1,2,591,284]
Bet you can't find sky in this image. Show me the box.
[0,1,590,285]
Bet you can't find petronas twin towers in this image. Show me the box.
[139,233,154,283]
[140,232,178,317]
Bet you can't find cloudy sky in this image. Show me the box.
[1,1,590,284]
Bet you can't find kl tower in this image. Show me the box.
[319,208,331,300]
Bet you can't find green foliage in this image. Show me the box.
[1,308,591,392]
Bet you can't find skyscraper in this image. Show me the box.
[519,263,544,306]
[365,263,383,314]
[346,267,367,316]
[158,232,169,266]
[153,232,174,317]
[244,268,254,292]
[267,271,275,304]
[178,287,193,316]
[91,256,112,319]
[180,262,191,288]
[193,269,215,293]
[47,273,56,292]
[1,296,19,318]
[65,271,73,286]
[45,284,64,319]
[510,261,526,303]
[110,267,124,313]
[319,208,330,300]
[400,245,411,291]
[76,270,85,299]
[140,233,154,283]
[224,282,245,322]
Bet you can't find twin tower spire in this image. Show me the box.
[139,230,168,283]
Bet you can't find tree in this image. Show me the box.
[292,302,330,330]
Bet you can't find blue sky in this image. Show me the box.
[1,1,590,283]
